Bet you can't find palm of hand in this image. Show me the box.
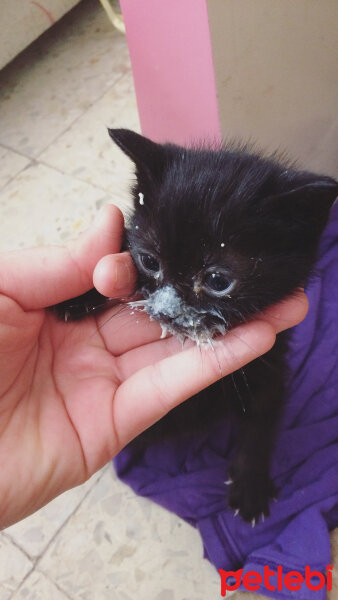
[0,296,160,527]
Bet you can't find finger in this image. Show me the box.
[97,305,163,355]
[260,289,309,333]
[99,288,309,358]
[115,332,184,379]
[112,289,309,370]
[93,252,137,298]
[113,320,276,448]
[0,205,124,310]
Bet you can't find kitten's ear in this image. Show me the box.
[108,128,166,177]
[262,177,337,232]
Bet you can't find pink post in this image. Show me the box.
[120,0,221,146]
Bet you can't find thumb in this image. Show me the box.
[93,252,137,298]
[0,205,124,310]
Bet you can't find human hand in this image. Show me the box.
[0,205,308,529]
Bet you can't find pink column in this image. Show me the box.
[120,0,221,146]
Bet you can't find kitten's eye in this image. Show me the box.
[203,270,236,297]
[139,253,161,276]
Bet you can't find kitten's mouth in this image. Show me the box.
[129,285,228,344]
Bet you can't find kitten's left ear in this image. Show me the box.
[262,177,337,232]
[108,128,167,178]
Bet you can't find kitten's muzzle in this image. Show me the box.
[145,285,183,321]
[129,285,228,342]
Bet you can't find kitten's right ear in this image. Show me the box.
[108,128,166,178]
[261,177,337,241]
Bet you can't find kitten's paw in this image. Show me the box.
[48,299,91,322]
[47,289,110,322]
[227,467,277,523]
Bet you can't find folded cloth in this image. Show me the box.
[114,201,338,600]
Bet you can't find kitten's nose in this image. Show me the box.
[147,285,182,319]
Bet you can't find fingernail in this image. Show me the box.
[114,258,132,292]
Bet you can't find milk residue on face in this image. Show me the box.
[129,285,227,344]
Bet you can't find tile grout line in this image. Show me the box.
[0,142,34,161]
[0,145,34,194]
[2,531,35,600]
[0,147,116,200]
[2,530,34,563]
[34,466,111,599]
[35,465,109,566]
[0,67,129,165]
[8,563,75,600]
[36,156,135,211]
[8,566,35,600]
[0,62,131,170]
[36,570,75,600]
[0,70,133,197]
[34,70,131,162]
[37,157,115,195]
[5,466,110,600]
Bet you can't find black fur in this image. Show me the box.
[51,129,337,522]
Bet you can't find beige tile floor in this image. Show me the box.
[0,2,337,599]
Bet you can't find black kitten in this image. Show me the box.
[51,129,337,523]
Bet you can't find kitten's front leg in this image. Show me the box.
[227,335,287,523]
[48,288,114,321]
[228,408,279,524]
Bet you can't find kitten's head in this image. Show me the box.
[109,128,337,342]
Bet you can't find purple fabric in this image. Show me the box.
[114,202,338,599]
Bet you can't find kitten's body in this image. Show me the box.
[51,129,337,523]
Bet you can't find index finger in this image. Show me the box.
[104,287,309,362]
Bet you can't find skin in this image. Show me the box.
[0,205,308,530]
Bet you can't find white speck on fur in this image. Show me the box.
[138,193,144,205]
[221,242,225,247]
[135,225,139,230]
